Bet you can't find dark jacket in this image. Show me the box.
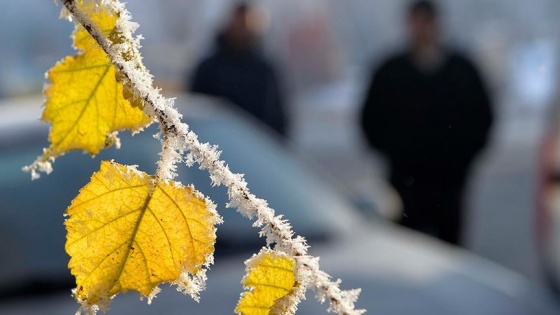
[361,50,493,178]
[190,35,287,136]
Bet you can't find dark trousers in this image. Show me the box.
[390,165,468,245]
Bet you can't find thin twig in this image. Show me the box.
[60,1,364,314]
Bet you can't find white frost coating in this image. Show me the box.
[75,304,99,315]
[145,286,161,305]
[106,131,121,149]
[73,291,107,315]
[62,0,365,314]
[22,153,54,180]
[173,268,209,303]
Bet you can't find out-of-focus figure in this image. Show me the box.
[360,0,493,245]
[189,3,288,136]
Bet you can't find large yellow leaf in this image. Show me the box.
[236,250,297,315]
[41,2,151,158]
[65,161,217,304]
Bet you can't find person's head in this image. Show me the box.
[407,0,440,48]
[222,3,261,51]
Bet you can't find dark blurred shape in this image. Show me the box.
[0,277,73,302]
[360,0,493,246]
[188,3,288,136]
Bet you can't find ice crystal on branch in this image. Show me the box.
[35,0,367,314]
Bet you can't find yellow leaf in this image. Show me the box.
[65,161,217,304]
[236,250,297,315]
[41,3,151,158]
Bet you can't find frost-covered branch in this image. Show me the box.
[61,0,364,314]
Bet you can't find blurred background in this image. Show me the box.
[2,0,560,314]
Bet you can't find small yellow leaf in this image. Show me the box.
[41,3,151,159]
[65,161,217,304]
[236,249,297,315]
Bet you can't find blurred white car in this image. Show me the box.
[0,95,558,315]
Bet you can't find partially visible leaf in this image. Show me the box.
[65,161,218,305]
[236,249,297,315]
[40,2,151,160]
[73,1,118,52]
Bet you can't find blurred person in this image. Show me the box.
[360,0,493,245]
[189,3,288,136]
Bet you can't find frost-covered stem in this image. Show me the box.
[61,1,364,314]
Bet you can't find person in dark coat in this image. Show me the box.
[190,3,288,136]
[360,0,493,245]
